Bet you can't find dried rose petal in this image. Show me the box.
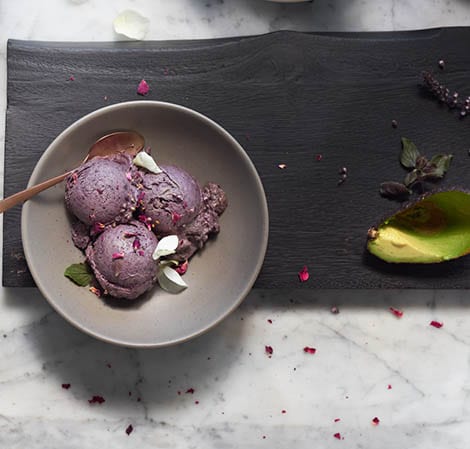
[138,250,145,256]
[331,306,340,314]
[303,346,316,354]
[106,363,112,368]
[137,79,150,96]
[278,164,287,169]
[62,383,71,389]
[195,400,199,405]
[175,260,188,275]
[172,211,182,224]
[387,384,392,390]
[316,154,323,161]
[92,222,105,234]
[372,417,380,426]
[124,232,137,238]
[334,433,341,440]
[430,320,443,328]
[133,238,141,251]
[89,286,102,297]
[298,266,309,282]
[177,391,181,396]
[186,388,195,394]
[267,319,273,324]
[112,252,124,260]
[88,395,105,404]
[281,410,286,414]
[265,345,273,355]
[334,418,341,423]
[125,424,133,435]
[68,75,75,81]
[389,307,404,318]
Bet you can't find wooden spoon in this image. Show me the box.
[0,131,145,214]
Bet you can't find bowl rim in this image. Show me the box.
[21,100,269,348]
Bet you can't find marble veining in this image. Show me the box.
[2,1,470,448]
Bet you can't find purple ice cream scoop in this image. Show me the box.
[85,220,158,300]
[139,165,202,236]
[173,182,228,261]
[65,154,138,226]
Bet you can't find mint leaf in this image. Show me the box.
[404,169,419,187]
[64,263,92,287]
[428,154,453,178]
[400,137,421,169]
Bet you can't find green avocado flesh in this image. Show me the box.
[367,191,470,263]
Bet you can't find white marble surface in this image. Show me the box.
[2,1,470,448]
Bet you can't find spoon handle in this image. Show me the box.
[0,171,71,214]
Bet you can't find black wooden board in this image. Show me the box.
[4,29,470,288]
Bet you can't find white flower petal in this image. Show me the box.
[113,10,149,41]
[133,151,162,174]
[157,266,188,294]
[152,235,179,260]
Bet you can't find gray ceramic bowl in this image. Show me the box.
[22,101,268,348]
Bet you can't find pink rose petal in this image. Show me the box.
[137,79,150,96]
[112,252,124,260]
[298,266,309,282]
[430,320,443,328]
[176,260,188,275]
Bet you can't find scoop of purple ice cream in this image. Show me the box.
[139,165,202,236]
[173,182,228,261]
[85,220,158,300]
[65,154,138,226]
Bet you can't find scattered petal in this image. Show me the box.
[92,222,105,234]
[333,433,342,440]
[137,79,150,96]
[430,320,443,328]
[281,410,287,414]
[133,151,162,173]
[298,266,309,282]
[88,395,105,404]
[278,164,287,169]
[387,384,392,390]
[112,252,124,260]
[316,154,323,161]
[372,417,380,426]
[331,306,340,314]
[186,388,195,394]
[389,307,404,318]
[113,9,149,41]
[125,424,134,435]
[172,211,182,224]
[195,400,199,405]
[89,286,102,297]
[68,75,75,81]
[265,345,273,356]
[303,346,316,354]
[133,238,141,251]
[267,319,273,324]
[153,235,179,260]
[157,266,188,293]
[391,119,398,128]
[175,260,188,275]
[334,418,341,423]
[62,383,71,390]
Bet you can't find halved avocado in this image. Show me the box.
[367,190,470,263]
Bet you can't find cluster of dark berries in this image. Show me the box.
[422,71,470,118]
